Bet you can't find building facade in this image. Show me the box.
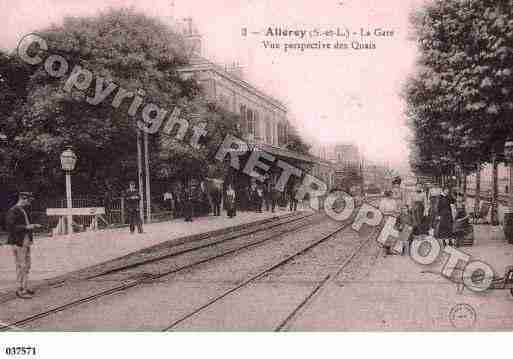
[174,18,335,191]
[175,18,289,147]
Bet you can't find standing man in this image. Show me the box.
[124,181,143,234]
[210,184,222,217]
[184,182,194,222]
[288,185,298,212]
[263,178,271,212]
[5,191,42,299]
[271,181,279,213]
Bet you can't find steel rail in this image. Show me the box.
[275,228,379,331]
[87,211,315,280]
[162,218,358,331]
[275,199,384,331]
[0,212,323,331]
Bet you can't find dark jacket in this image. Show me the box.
[5,205,33,247]
[211,187,222,203]
[124,189,140,213]
[436,194,454,238]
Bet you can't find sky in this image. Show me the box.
[1,0,424,169]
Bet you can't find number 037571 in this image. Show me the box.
[4,347,37,356]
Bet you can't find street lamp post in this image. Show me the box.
[503,140,513,243]
[504,141,513,209]
[60,147,77,235]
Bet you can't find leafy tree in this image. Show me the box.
[0,52,34,188]
[8,8,198,198]
[157,99,242,185]
[406,0,513,219]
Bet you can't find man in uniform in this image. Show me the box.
[270,180,279,213]
[124,181,143,234]
[184,183,194,222]
[5,191,42,298]
[210,183,222,217]
[263,177,272,212]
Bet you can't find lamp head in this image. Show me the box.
[60,147,77,171]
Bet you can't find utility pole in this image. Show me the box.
[137,129,145,224]
[474,161,481,216]
[144,132,152,223]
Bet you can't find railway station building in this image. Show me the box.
[175,18,335,203]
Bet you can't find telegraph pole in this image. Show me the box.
[137,129,145,224]
[144,132,152,223]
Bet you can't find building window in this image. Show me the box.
[247,109,254,137]
[254,111,260,140]
[277,123,284,145]
[240,104,247,134]
[265,118,272,144]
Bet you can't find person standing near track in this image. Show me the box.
[263,177,272,212]
[225,184,237,218]
[436,187,455,247]
[5,191,42,299]
[124,181,143,234]
[410,183,427,235]
[427,183,442,232]
[288,185,298,212]
[183,183,195,222]
[378,190,398,256]
[210,184,222,217]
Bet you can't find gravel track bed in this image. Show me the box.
[7,214,338,330]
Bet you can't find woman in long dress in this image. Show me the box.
[378,190,398,256]
[410,184,427,235]
[436,187,455,246]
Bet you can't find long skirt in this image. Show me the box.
[411,201,425,234]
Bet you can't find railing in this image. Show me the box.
[1,196,173,234]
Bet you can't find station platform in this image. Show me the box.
[0,209,293,294]
[292,224,513,330]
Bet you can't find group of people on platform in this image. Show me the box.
[122,179,303,235]
[3,178,303,299]
[378,177,468,257]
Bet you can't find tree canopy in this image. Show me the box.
[405,0,513,178]
[3,8,201,197]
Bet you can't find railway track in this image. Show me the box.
[2,197,384,331]
[274,224,379,331]
[163,198,382,331]
[0,211,325,330]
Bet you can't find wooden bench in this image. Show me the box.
[46,207,106,235]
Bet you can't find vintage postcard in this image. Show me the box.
[1,0,512,357]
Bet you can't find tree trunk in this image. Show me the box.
[463,172,467,204]
[491,155,499,225]
[474,161,481,216]
[510,162,513,210]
